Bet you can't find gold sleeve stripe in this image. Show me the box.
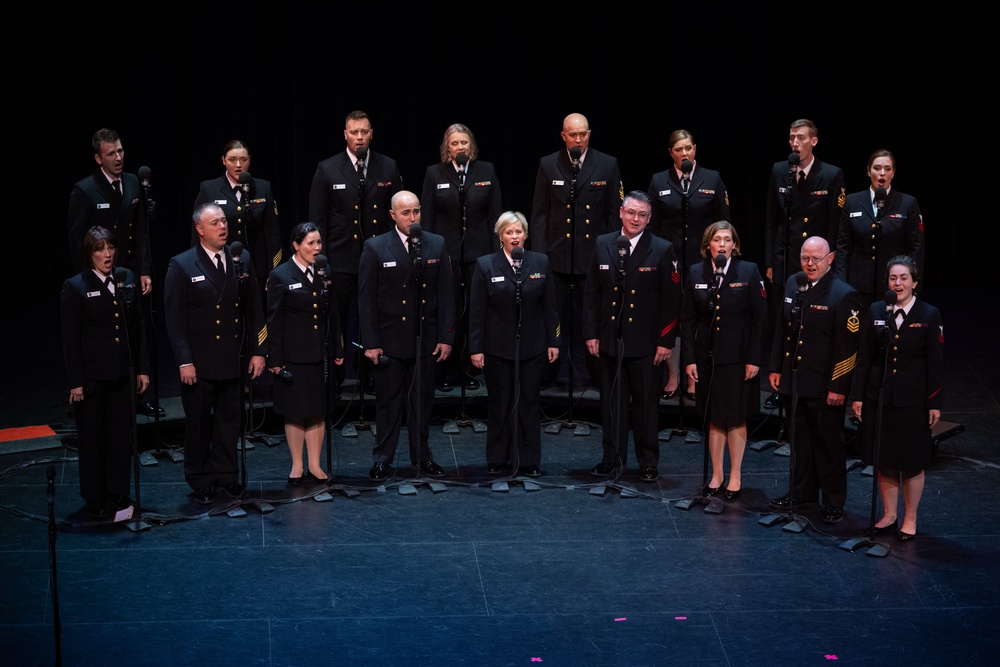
[555,324,561,338]
[831,352,857,381]
[258,325,268,346]
[272,249,282,268]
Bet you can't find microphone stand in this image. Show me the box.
[546,154,590,436]
[119,278,150,532]
[869,206,886,306]
[230,252,253,515]
[676,265,724,513]
[840,312,893,557]
[341,341,376,437]
[610,250,629,478]
[406,235,441,492]
[760,283,808,531]
[47,465,62,665]
[444,165,485,434]
[753,161,797,454]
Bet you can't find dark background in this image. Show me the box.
[10,6,985,333]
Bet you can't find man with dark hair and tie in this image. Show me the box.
[583,191,681,482]
[768,236,861,523]
[530,112,623,389]
[68,127,159,416]
[763,118,846,409]
[358,190,455,482]
[164,203,267,505]
[308,110,403,396]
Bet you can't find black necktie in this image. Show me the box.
[111,180,123,205]
[305,267,314,284]
[797,170,806,188]
[214,252,225,277]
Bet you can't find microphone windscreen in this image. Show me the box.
[238,171,252,185]
[570,146,582,161]
[511,246,525,261]
[795,271,809,287]
[681,159,693,174]
[409,223,422,239]
[231,241,244,258]
[314,254,328,270]
[455,152,469,167]
[114,267,129,285]
[355,146,368,161]
[137,165,151,181]
[714,253,727,269]
[788,152,801,167]
[874,186,887,203]
[884,289,898,306]
[616,235,630,250]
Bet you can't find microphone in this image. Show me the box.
[874,186,887,221]
[238,170,252,193]
[456,152,469,189]
[795,271,810,292]
[569,145,582,170]
[280,368,294,383]
[314,254,328,283]
[355,146,368,163]
[616,234,630,271]
[681,159,693,178]
[884,289,898,317]
[138,165,151,188]
[114,267,134,305]
[788,152,801,170]
[230,241,245,279]
[47,464,55,505]
[714,253,726,272]
[351,340,389,366]
[511,245,524,271]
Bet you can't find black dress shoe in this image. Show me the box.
[305,470,329,483]
[684,391,697,402]
[86,500,109,519]
[287,475,303,486]
[193,487,215,505]
[420,460,446,478]
[764,391,781,409]
[705,482,723,497]
[872,519,898,535]
[518,465,542,477]
[724,486,741,500]
[369,461,390,481]
[364,376,376,395]
[662,389,677,401]
[436,381,454,393]
[769,494,792,509]
[589,462,614,477]
[638,466,658,482]
[464,377,481,391]
[486,463,504,475]
[822,505,844,523]
[107,494,133,510]
[137,400,165,417]
[896,529,916,542]
[222,482,245,498]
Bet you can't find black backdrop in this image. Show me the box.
[19,6,985,313]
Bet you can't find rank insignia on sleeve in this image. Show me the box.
[725,191,730,207]
[838,187,846,208]
[759,280,767,298]
[847,310,860,333]
[939,325,944,343]
[919,214,924,232]
[619,182,624,201]
[274,201,279,215]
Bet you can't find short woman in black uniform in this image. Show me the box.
[850,256,942,541]
[681,222,767,499]
[266,222,343,484]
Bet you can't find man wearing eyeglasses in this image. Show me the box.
[768,236,861,524]
[583,191,681,483]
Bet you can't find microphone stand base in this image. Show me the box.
[758,512,806,530]
[838,536,892,557]
[442,418,487,434]
[844,458,866,473]
[773,443,791,457]
[749,438,785,453]
[341,422,375,438]
[139,448,185,465]
[124,520,151,533]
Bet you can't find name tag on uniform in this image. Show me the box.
[874,319,886,326]
[659,189,671,196]
[87,291,102,298]
[214,199,228,205]
[778,187,788,194]
[289,283,303,290]
[97,203,110,209]
[192,275,206,283]
[332,184,346,190]
[850,211,862,217]
[784,296,792,303]
[552,179,565,186]
[599,264,610,270]
[437,183,451,189]
[383,261,396,268]
[695,283,708,290]
[491,276,505,283]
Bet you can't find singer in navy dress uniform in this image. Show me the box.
[308,110,403,392]
[358,191,455,482]
[583,191,681,482]
[468,211,559,477]
[768,236,862,523]
[266,223,344,485]
[764,119,845,287]
[421,123,503,392]
[61,226,149,519]
[67,128,152,294]
[648,129,731,400]
[530,112,623,387]
[849,256,942,541]
[681,222,767,499]
[164,203,266,505]
[834,149,924,302]
[192,139,282,299]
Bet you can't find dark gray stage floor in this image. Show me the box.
[1,287,998,666]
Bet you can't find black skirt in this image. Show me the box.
[858,400,933,471]
[694,362,758,430]
[271,361,327,418]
